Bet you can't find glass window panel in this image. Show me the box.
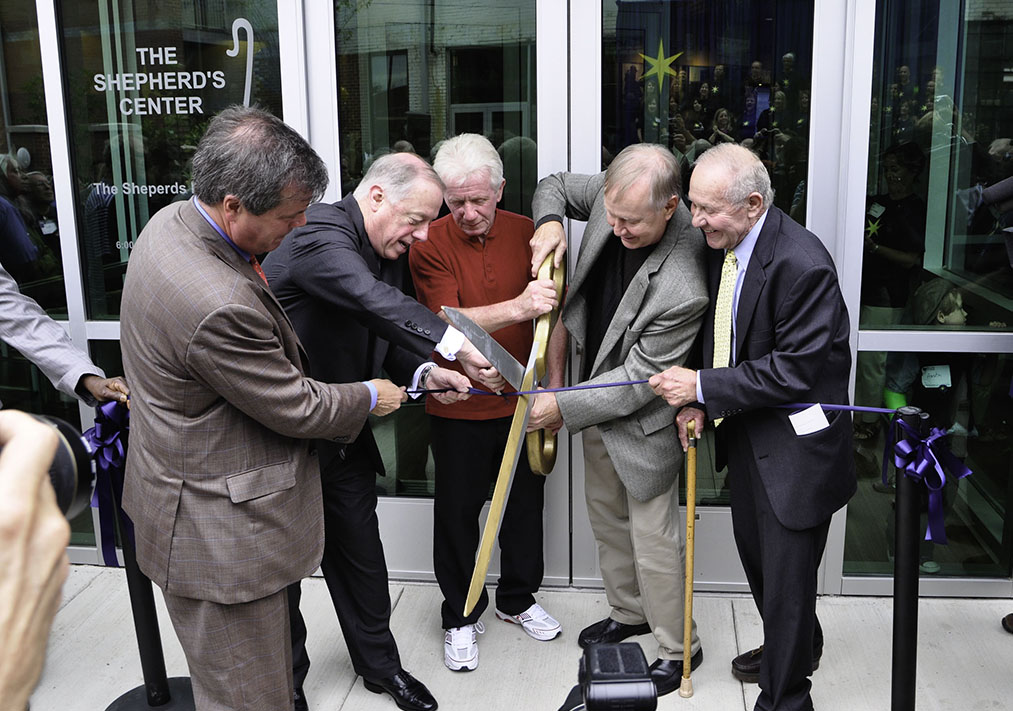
[845,349,1012,578]
[602,0,814,222]
[58,1,282,319]
[335,0,536,498]
[860,1,1013,332]
[0,5,90,537]
[336,0,537,217]
[603,0,815,508]
[0,4,67,314]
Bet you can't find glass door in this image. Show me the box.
[311,0,573,585]
[586,0,821,592]
[843,0,1013,594]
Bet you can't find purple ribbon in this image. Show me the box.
[407,379,651,397]
[84,401,133,566]
[889,417,972,544]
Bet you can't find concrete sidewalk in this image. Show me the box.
[30,566,1012,710]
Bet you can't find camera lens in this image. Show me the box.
[37,416,94,519]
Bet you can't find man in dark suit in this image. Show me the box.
[262,152,499,711]
[122,106,405,711]
[649,143,855,711]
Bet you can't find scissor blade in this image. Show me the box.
[462,347,538,616]
[443,306,526,392]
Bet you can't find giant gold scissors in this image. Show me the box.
[443,255,564,616]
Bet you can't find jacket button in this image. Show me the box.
[405,320,411,327]
[424,329,431,335]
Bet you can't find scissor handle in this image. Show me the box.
[528,254,566,475]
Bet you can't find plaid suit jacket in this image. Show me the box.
[120,199,371,604]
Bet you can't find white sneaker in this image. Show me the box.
[495,603,562,641]
[444,621,484,671]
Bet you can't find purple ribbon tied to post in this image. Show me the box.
[889,417,972,544]
[85,400,133,566]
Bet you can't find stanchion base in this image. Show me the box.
[106,677,195,710]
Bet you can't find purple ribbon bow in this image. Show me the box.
[887,417,973,544]
[84,401,133,566]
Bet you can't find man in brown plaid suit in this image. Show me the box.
[120,105,405,711]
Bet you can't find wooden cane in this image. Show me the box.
[679,419,698,698]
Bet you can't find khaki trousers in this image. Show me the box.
[582,426,699,661]
[163,586,293,711]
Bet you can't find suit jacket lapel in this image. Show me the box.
[734,207,779,363]
[181,200,311,370]
[562,220,609,343]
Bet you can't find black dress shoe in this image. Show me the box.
[1003,613,1013,634]
[649,649,704,696]
[731,644,822,683]
[363,669,438,711]
[293,686,308,711]
[577,618,651,648]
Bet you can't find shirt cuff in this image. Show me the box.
[695,372,706,404]
[409,362,437,400]
[362,381,378,411]
[535,214,564,230]
[435,326,465,361]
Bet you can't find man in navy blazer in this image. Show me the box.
[649,143,855,711]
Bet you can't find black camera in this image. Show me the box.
[559,643,657,711]
[36,415,94,519]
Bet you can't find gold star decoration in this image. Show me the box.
[640,39,683,90]
[866,217,881,238]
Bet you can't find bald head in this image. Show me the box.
[688,143,771,251]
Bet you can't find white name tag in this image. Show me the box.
[921,364,951,389]
[789,403,830,436]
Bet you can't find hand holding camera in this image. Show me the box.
[0,410,70,711]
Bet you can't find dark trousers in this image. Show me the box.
[727,425,829,711]
[289,441,401,686]
[430,415,546,629]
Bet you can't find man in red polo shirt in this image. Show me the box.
[409,133,561,672]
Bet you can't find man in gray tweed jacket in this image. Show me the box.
[527,143,708,697]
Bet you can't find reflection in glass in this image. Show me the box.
[603,0,813,223]
[335,1,536,498]
[846,349,1011,578]
[58,2,282,319]
[335,0,536,218]
[0,5,65,314]
[861,0,1013,332]
[604,0,815,508]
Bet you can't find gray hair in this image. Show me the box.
[432,133,503,190]
[191,105,328,215]
[352,152,444,205]
[604,143,682,210]
[0,154,20,198]
[694,142,774,208]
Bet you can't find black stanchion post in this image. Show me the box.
[105,504,194,709]
[891,406,928,711]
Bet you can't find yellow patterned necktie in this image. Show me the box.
[712,250,737,426]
